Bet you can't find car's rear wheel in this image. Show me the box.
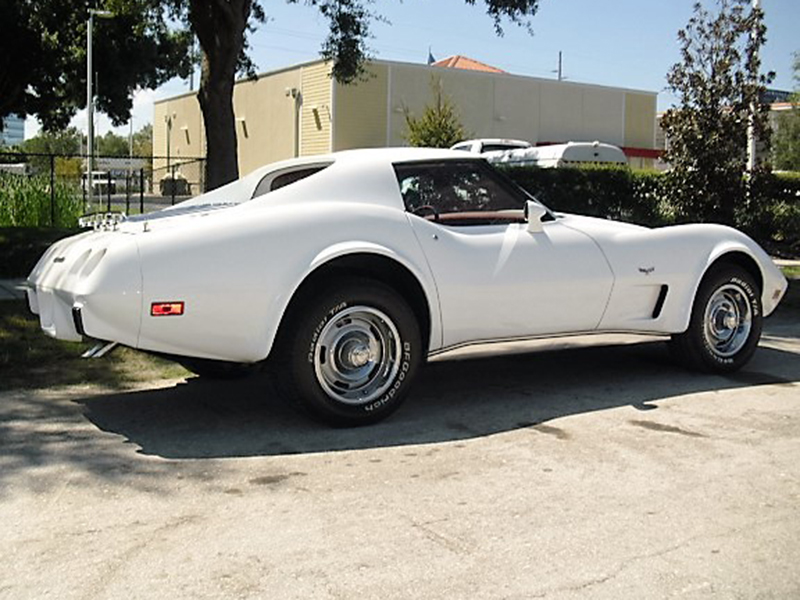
[276,279,422,426]
[671,265,762,372]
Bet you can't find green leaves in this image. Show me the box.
[403,78,467,149]
[0,0,193,131]
[662,0,773,225]
[772,51,800,171]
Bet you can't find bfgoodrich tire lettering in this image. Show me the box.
[278,278,422,426]
[671,265,762,373]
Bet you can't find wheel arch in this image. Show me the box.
[671,249,765,372]
[706,250,764,293]
[271,250,435,360]
[674,249,765,333]
[668,248,765,336]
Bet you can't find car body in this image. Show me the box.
[27,148,788,425]
[450,138,532,154]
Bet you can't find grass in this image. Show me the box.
[0,226,187,392]
[780,265,800,280]
[0,300,187,392]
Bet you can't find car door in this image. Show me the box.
[395,160,615,349]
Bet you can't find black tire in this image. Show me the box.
[671,265,762,373]
[276,278,422,426]
[178,357,259,380]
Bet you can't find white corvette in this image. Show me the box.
[27,148,788,425]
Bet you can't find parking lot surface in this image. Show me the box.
[1,316,799,599]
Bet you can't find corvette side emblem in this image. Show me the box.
[639,266,655,275]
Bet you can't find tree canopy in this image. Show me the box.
[1,0,542,190]
[773,52,800,171]
[660,0,773,225]
[0,0,192,131]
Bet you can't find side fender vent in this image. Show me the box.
[652,285,669,319]
[72,307,86,337]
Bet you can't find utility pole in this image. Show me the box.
[746,0,760,172]
[86,8,113,208]
[557,51,563,82]
[189,37,196,91]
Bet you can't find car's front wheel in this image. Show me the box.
[277,279,423,426]
[671,265,763,372]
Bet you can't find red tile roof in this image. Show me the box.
[431,55,506,74]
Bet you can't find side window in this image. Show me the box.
[252,165,328,199]
[394,161,527,226]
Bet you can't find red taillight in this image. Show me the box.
[150,301,185,316]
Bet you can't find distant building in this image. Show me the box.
[761,89,792,104]
[1,114,24,147]
[656,99,798,170]
[431,55,507,74]
[154,56,659,175]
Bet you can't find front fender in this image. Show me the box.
[703,235,787,317]
[660,227,787,334]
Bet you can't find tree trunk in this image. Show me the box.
[189,0,251,191]
[198,58,239,191]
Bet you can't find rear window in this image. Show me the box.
[252,165,329,199]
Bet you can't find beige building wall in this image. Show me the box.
[492,77,542,142]
[539,83,586,143]
[333,63,389,150]
[384,62,649,153]
[624,92,657,149]
[154,58,658,181]
[233,68,301,175]
[300,62,334,156]
[581,87,626,145]
[153,93,205,170]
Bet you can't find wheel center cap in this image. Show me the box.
[723,312,738,330]
[345,343,371,368]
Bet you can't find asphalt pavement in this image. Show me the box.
[1,310,798,599]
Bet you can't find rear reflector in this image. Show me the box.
[151,301,185,316]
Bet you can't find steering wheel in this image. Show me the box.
[411,204,440,222]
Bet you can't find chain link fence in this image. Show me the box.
[0,152,206,227]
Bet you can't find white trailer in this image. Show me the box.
[487,141,627,168]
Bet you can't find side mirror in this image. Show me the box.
[524,200,547,233]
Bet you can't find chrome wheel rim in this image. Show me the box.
[313,306,402,405]
[703,283,752,358]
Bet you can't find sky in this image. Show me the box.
[26,0,800,140]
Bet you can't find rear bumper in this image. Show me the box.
[27,231,143,346]
[27,284,84,342]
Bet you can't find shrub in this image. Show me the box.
[502,164,800,256]
[0,172,83,227]
[502,165,675,227]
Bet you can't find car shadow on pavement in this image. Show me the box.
[75,337,800,460]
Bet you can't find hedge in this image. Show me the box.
[502,165,800,257]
